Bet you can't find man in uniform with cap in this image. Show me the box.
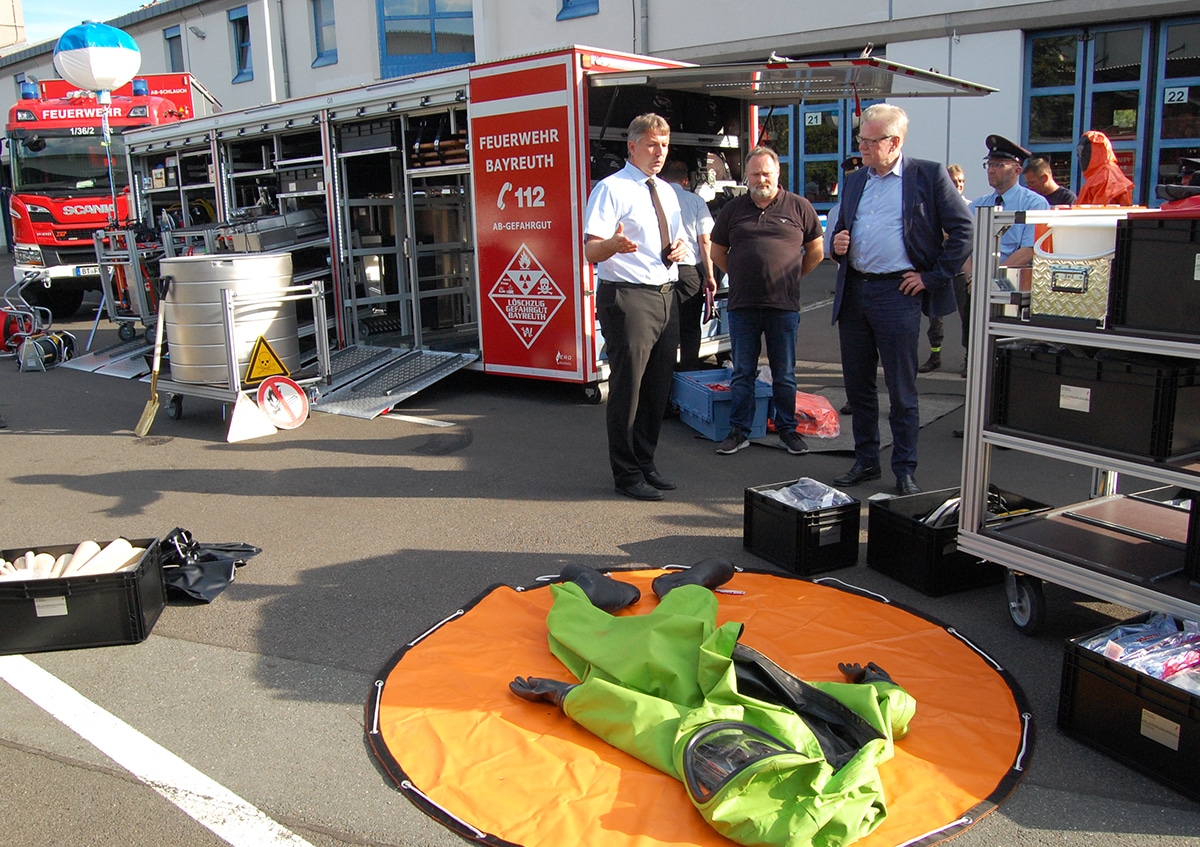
[969,134,1050,269]
[946,135,1051,436]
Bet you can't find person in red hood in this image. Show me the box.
[1076,130,1134,205]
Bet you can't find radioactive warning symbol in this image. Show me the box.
[244,336,290,385]
[488,243,565,349]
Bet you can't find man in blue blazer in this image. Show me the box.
[828,104,973,495]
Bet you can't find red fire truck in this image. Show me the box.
[5,73,217,317]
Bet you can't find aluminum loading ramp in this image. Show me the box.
[313,346,478,419]
[60,338,152,377]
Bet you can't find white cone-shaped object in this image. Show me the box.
[228,393,279,443]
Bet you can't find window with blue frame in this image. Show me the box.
[164,25,184,73]
[1025,24,1150,204]
[312,0,338,67]
[557,0,599,21]
[378,0,474,79]
[1152,17,1200,191]
[230,6,253,84]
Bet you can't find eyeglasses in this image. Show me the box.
[855,135,895,148]
[984,160,1017,170]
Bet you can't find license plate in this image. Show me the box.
[74,265,100,276]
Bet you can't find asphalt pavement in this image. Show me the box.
[0,257,1198,847]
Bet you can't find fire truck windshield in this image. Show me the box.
[10,131,129,193]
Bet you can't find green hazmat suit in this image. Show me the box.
[542,581,917,847]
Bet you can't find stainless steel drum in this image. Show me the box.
[160,254,299,385]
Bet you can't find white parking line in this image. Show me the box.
[0,655,313,847]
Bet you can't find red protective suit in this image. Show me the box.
[1076,131,1134,206]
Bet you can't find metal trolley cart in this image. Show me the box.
[153,280,332,422]
[94,229,165,342]
[957,206,1200,634]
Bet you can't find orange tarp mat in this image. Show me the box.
[368,570,1030,847]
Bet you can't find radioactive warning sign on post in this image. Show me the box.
[487,243,565,349]
[244,336,290,385]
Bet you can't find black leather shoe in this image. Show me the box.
[838,402,853,416]
[896,475,922,496]
[616,480,664,501]
[833,462,882,487]
[643,470,677,490]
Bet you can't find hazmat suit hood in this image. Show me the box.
[1076,131,1133,206]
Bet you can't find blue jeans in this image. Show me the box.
[727,308,799,436]
[837,276,921,478]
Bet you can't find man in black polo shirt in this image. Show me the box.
[710,146,824,455]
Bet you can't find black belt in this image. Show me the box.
[600,279,674,293]
[850,269,915,281]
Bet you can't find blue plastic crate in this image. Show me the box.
[671,368,771,441]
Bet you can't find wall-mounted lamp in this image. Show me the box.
[455,90,466,102]
[188,25,206,39]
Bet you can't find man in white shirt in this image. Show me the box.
[584,113,685,501]
[662,158,715,372]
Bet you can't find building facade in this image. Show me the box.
[0,0,1196,208]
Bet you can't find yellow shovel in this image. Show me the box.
[135,278,169,438]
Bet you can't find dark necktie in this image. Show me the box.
[995,193,1004,209]
[646,178,673,268]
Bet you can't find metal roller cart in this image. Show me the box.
[151,276,332,423]
[957,206,1200,634]
[94,228,165,343]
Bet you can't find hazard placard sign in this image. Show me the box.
[244,336,290,385]
[256,376,309,429]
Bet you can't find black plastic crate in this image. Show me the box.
[0,538,165,655]
[990,344,1200,462]
[867,487,1049,596]
[743,482,859,575]
[1059,612,1200,802]
[1110,216,1200,340]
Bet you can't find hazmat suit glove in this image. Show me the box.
[509,676,577,708]
[838,661,895,685]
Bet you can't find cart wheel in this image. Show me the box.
[118,323,136,342]
[1005,571,1045,635]
[144,324,156,346]
[582,382,607,405]
[166,395,183,420]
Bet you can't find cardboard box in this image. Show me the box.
[867,487,1049,596]
[671,368,771,441]
[0,538,165,655]
[743,482,859,575]
[991,343,1200,462]
[1059,612,1200,802]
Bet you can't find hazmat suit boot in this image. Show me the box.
[509,676,577,708]
[558,563,641,612]
[652,557,735,599]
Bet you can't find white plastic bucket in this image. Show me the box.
[1036,218,1118,258]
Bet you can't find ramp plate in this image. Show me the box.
[314,349,477,419]
[60,338,152,373]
